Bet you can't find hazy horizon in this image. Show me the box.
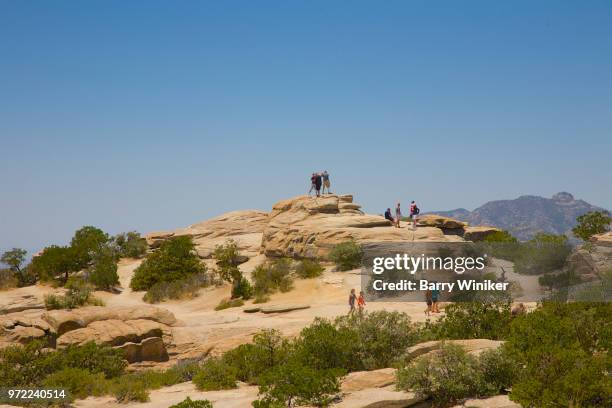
[1,1,611,255]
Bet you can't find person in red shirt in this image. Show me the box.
[357,291,366,315]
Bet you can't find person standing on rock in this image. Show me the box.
[308,173,317,196]
[410,201,420,229]
[395,202,402,228]
[431,284,440,313]
[348,288,357,315]
[425,289,433,316]
[322,170,331,194]
[314,172,323,197]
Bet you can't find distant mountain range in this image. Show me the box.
[429,192,608,241]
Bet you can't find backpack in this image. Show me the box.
[414,206,420,215]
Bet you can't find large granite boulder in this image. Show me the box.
[463,226,502,242]
[146,210,269,260]
[42,305,176,335]
[405,339,503,360]
[418,214,467,229]
[261,194,464,258]
[568,232,612,282]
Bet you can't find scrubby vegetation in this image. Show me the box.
[328,240,362,271]
[193,358,238,391]
[170,397,213,408]
[252,258,294,297]
[294,259,324,278]
[130,236,205,291]
[572,210,611,242]
[214,239,252,299]
[114,231,148,258]
[396,343,517,407]
[44,277,104,309]
[144,272,215,303]
[87,246,119,290]
[215,298,244,310]
[0,248,29,288]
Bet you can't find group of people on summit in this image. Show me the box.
[308,171,331,197]
[384,201,420,229]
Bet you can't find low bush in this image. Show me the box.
[253,360,343,408]
[114,231,148,258]
[111,375,150,402]
[426,300,512,340]
[170,397,214,408]
[42,367,107,401]
[328,240,362,271]
[478,348,520,393]
[396,343,493,407]
[232,275,253,299]
[253,293,270,304]
[193,358,238,391]
[44,278,104,310]
[572,210,612,242]
[0,341,126,388]
[294,259,324,279]
[144,272,215,303]
[222,329,291,384]
[215,298,244,310]
[514,233,572,275]
[130,236,205,291]
[252,259,293,296]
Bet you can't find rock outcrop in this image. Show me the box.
[261,194,465,258]
[568,231,612,282]
[146,210,269,260]
[405,339,503,360]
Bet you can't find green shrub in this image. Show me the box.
[130,236,205,291]
[396,343,492,407]
[484,230,518,243]
[44,278,104,310]
[111,376,150,402]
[193,358,238,391]
[514,233,572,275]
[428,300,512,340]
[253,293,270,304]
[232,275,253,299]
[294,259,324,279]
[0,341,126,388]
[88,246,119,290]
[42,367,107,400]
[572,210,611,242]
[478,348,520,393]
[114,231,148,258]
[335,311,418,370]
[504,302,612,407]
[222,329,290,384]
[294,318,357,371]
[144,272,214,303]
[252,259,293,296]
[215,298,244,310]
[328,240,362,271]
[170,397,214,408]
[253,360,343,408]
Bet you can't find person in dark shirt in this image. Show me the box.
[314,173,323,197]
[384,208,394,223]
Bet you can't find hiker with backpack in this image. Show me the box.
[321,170,331,194]
[410,201,420,229]
[308,173,317,196]
[314,172,323,197]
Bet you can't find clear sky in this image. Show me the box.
[1,0,611,255]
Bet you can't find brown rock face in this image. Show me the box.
[405,339,503,360]
[146,210,269,260]
[260,194,464,258]
[568,232,612,282]
[418,214,467,229]
[42,305,176,335]
[463,226,502,242]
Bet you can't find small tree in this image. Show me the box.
[88,246,120,290]
[253,360,343,408]
[214,240,250,299]
[169,397,213,408]
[1,248,27,273]
[572,211,612,242]
[70,226,110,269]
[31,245,80,283]
[130,236,205,291]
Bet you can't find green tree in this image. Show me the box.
[1,248,27,273]
[214,240,251,298]
[130,236,205,291]
[31,245,80,283]
[70,226,110,269]
[572,211,612,242]
[88,246,120,290]
[253,360,343,408]
[192,358,238,391]
[170,397,213,408]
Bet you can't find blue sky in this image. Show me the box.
[1,0,611,255]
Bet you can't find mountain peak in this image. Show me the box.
[552,192,575,202]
